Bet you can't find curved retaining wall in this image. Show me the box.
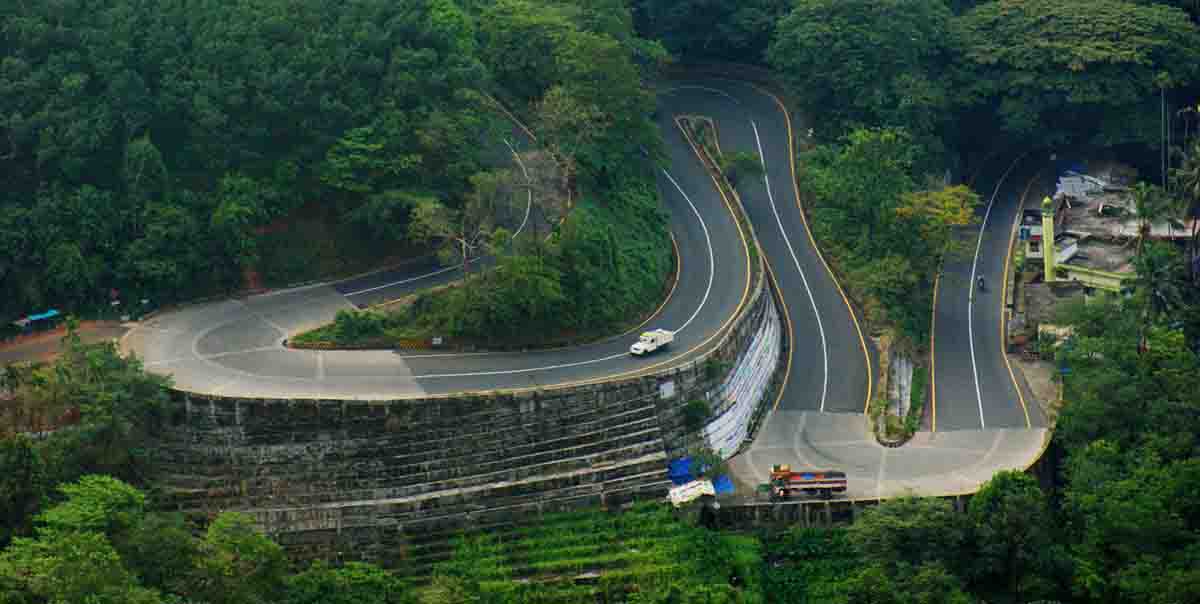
[705,299,781,459]
[151,267,782,565]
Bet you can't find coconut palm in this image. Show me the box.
[1131,242,1185,320]
[1171,140,1200,281]
[1127,241,1187,357]
[1130,183,1172,254]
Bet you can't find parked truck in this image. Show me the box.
[630,329,674,356]
[768,465,847,500]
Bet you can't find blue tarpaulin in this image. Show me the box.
[668,457,693,485]
[712,475,734,494]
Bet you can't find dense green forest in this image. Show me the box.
[0,0,670,342]
[2,0,489,314]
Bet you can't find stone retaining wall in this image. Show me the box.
[148,89,785,566]
[151,270,783,567]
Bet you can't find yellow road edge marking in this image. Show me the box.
[750,82,874,414]
[930,270,940,433]
[680,112,790,416]
[1002,168,1042,429]
[765,258,795,414]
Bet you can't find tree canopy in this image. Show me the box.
[801,127,978,342]
[955,0,1200,147]
[768,0,957,150]
[632,0,792,62]
[0,0,666,322]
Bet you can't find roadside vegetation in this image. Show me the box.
[1,322,169,542]
[292,181,672,349]
[412,503,762,603]
[799,128,979,343]
[0,473,416,604]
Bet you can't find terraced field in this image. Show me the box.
[396,503,764,603]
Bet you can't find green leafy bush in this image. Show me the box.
[720,151,764,186]
[331,310,389,343]
[325,178,672,348]
[905,367,928,436]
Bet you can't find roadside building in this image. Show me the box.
[1010,161,1150,356]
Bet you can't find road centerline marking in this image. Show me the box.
[662,169,717,334]
[752,119,829,413]
[735,79,873,414]
[967,153,1026,430]
[415,167,717,380]
[342,264,463,298]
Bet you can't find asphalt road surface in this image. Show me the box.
[661,80,873,416]
[663,78,1045,497]
[124,77,1047,498]
[124,98,751,399]
[933,154,1047,431]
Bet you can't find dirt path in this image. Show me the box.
[0,322,130,365]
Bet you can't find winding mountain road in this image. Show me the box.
[123,77,1047,499]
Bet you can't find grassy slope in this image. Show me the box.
[406,503,763,603]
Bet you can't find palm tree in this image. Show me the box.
[1171,140,1200,281]
[1128,241,1186,356]
[1130,182,1174,254]
[1131,242,1185,320]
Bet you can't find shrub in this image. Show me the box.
[719,151,764,186]
[905,367,928,436]
[331,310,388,343]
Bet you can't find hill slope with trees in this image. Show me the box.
[0,0,672,345]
